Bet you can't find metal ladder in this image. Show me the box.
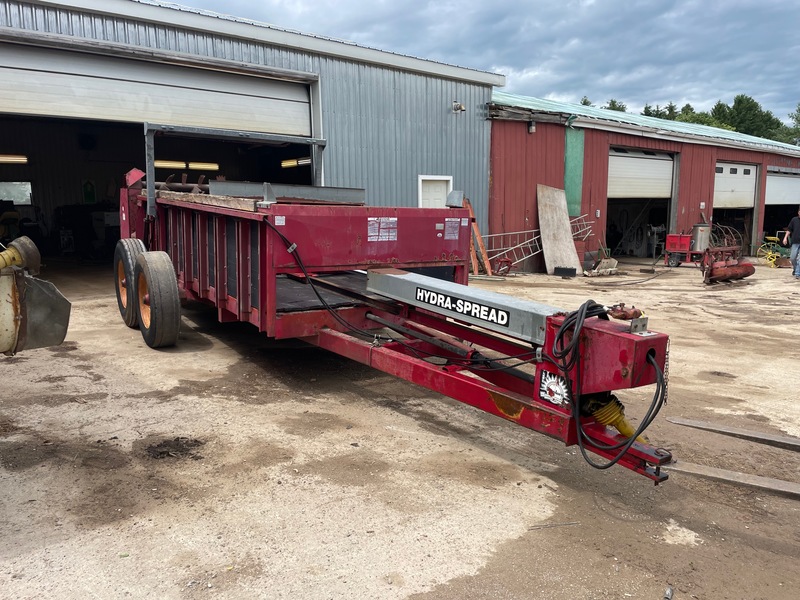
[483,215,594,274]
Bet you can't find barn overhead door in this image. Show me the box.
[765,173,800,205]
[0,43,311,136]
[713,163,756,208]
[607,148,674,198]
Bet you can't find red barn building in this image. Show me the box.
[488,91,800,270]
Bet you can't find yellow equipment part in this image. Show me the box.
[592,397,649,444]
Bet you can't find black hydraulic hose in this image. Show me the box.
[573,354,666,470]
[551,300,667,469]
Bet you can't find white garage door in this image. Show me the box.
[0,43,311,136]
[607,148,674,198]
[713,163,756,208]
[765,173,800,205]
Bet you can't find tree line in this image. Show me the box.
[579,95,800,145]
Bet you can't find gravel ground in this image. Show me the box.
[1,258,799,599]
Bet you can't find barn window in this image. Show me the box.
[715,167,724,173]
[730,168,737,174]
[743,168,751,175]
[0,181,32,205]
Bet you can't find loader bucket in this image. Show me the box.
[1,268,71,356]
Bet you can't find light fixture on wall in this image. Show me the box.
[188,162,219,171]
[527,121,536,134]
[281,157,312,168]
[452,101,466,113]
[154,160,186,169]
[0,154,28,164]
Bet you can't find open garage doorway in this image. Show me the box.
[0,115,315,260]
[606,199,670,259]
[763,171,800,250]
[712,162,757,253]
[711,208,754,253]
[763,205,798,238]
[605,147,674,259]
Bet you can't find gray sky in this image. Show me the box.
[165,0,800,123]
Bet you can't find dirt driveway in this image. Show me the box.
[1,259,799,599]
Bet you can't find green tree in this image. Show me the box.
[789,102,800,128]
[725,94,783,138]
[777,103,800,145]
[602,99,627,112]
[675,111,734,130]
[642,104,667,118]
[769,124,800,145]
[664,102,679,120]
[710,100,730,124]
[580,96,594,106]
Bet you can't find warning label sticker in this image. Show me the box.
[368,217,398,242]
[444,218,460,240]
[415,287,509,326]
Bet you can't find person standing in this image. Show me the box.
[783,207,800,279]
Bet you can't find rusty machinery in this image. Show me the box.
[664,222,755,283]
[0,236,70,356]
[115,169,672,483]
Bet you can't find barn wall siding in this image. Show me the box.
[490,117,800,268]
[0,0,494,228]
[489,120,565,235]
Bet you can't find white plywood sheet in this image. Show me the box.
[537,184,583,275]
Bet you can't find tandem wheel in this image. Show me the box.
[114,238,146,328]
[134,251,181,349]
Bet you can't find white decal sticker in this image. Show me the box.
[461,218,469,227]
[275,216,286,226]
[444,218,460,240]
[415,287,510,326]
[368,217,398,242]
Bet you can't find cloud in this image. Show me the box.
[169,0,800,122]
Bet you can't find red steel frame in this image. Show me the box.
[310,307,670,481]
[121,174,672,482]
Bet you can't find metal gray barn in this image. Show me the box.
[0,0,503,258]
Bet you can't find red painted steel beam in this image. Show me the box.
[308,328,669,482]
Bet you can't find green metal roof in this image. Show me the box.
[492,90,800,157]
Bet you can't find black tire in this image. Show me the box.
[114,238,146,328]
[667,254,681,268]
[135,251,181,349]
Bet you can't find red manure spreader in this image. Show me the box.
[115,168,672,483]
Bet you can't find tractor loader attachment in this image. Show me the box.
[0,236,71,356]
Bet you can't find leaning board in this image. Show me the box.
[537,184,583,275]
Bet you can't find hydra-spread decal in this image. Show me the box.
[415,287,510,326]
